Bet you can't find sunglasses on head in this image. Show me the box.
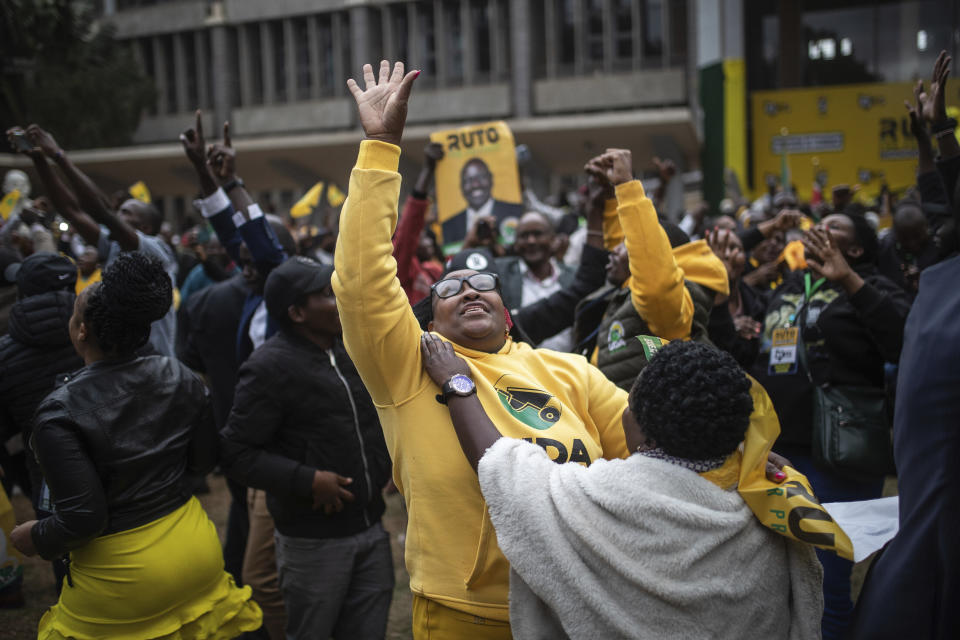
[431,272,500,299]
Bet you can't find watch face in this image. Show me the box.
[450,374,475,394]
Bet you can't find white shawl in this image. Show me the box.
[478,438,823,640]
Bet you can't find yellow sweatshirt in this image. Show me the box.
[602,182,729,340]
[332,141,630,620]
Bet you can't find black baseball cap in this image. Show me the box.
[444,247,499,277]
[4,252,77,298]
[264,256,334,324]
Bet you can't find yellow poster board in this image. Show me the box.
[429,121,523,246]
[751,82,934,202]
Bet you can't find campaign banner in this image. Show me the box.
[429,121,523,247]
[751,81,942,201]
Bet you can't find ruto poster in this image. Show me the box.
[752,82,926,202]
[429,121,523,246]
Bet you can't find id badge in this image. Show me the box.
[768,327,799,375]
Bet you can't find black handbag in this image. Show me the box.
[797,318,895,477]
[810,383,895,476]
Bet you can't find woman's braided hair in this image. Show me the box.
[84,252,171,355]
[629,341,753,460]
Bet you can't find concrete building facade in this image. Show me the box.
[40,0,701,227]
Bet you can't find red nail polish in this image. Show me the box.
[415,70,421,77]
[775,471,786,480]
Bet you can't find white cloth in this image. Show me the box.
[478,438,823,640]
[823,497,899,563]
[519,259,572,352]
[248,300,268,351]
[465,198,494,236]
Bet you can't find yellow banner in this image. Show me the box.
[128,181,151,204]
[739,378,854,560]
[429,121,523,245]
[291,182,324,219]
[751,82,938,202]
[0,189,20,221]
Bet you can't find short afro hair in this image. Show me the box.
[629,341,753,460]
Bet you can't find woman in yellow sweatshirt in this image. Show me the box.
[333,61,631,639]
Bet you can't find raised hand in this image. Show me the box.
[179,110,207,167]
[424,141,444,169]
[346,60,420,146]
[207,121,237,183]
[652,156,677,183]
[917,50,951,124]
[25,125,62,159]
[587,149,633,187]
[803,226,855,285]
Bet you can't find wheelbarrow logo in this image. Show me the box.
[494,375,563,431]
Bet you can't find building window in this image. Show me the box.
[642,0,663,61]
[139,38,158,116]
[471,0,492,78]
[270,21,286,103]
[183,32,199,111]
[444,1,464,86]
[585,0,605,72]
[415,4,437,81]
[246,24,264,105]
[161,35,177,114]
[613,0,634,67]
[294,18,311,100]
[226,27,242,108]
[387,4,410,63]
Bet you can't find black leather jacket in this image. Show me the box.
[30,356,216,560]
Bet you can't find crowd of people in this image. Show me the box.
[0,50,957,640]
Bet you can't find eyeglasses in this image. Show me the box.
[431,273,500,299]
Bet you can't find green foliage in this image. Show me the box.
[0,0,155,149]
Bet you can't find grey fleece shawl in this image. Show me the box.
[478,438,823,640]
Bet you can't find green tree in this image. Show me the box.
[1,0,155,150]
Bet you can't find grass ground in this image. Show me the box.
[0,474,413,639]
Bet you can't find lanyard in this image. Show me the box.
[789,272,826,325]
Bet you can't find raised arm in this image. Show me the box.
[332,60,427,406]
[206,122,286,267]
[180,113,285,269]
[6,128,101,246]
[394,142,443,297]
[27,125,140,251]
[603,148,695,340]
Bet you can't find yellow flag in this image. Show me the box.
[0,189,20,220]
[291,182,324,219]
[738,378,855,560]
[129,181,151,204]
[327,183,346,208]
[779,239,808,270]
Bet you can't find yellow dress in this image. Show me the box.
[39,497,262,640]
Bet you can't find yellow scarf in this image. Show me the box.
[700,377,854,560]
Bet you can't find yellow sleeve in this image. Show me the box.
[616,180,694,341]
[601,198,622,251]
[332,140,426,406]
[586,362,630,460]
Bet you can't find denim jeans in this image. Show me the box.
[274,522,394,640]
[782,448,884,640]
